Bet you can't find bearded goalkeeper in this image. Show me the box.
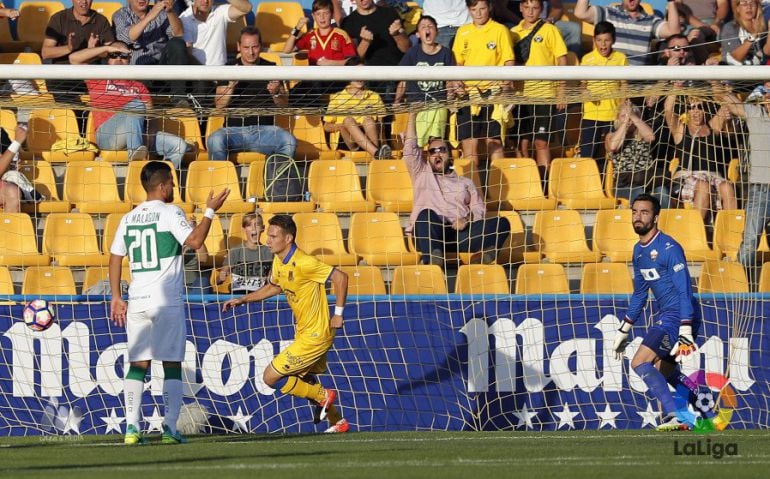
[222,214,349,433]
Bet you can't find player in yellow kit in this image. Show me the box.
[222,214,350,433]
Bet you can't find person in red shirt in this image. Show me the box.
[283,0,356,65]
[70,40,192,168]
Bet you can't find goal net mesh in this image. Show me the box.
[0,65,767,435]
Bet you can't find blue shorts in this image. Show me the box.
[641,313,700,363]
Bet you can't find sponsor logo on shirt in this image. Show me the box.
[673,263,685,273]
[640,268,660,281]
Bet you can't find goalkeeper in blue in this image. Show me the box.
[613,194,701,431]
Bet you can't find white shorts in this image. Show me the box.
[126,305,186,362]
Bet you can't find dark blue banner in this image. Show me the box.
[1,296,767,435]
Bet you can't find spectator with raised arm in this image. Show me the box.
[664,95,736,219]
[720,0,770,66]
[70,41,192,167]
[283,0,356,65]
[180,0,252,66]
[113,0,188,102]
[403,112,510,269]
[574,0,681,65]
[676,0,729,64]
[206,27,297,162]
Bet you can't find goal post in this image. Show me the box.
[0,64,768,435]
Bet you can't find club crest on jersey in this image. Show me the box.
[487,41,497,50]
[534,35,543,43]
[650,249,658,261]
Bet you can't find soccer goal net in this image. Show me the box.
[0,64,767,436]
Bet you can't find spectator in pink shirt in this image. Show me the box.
[404,112,510,269]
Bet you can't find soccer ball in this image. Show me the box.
[23,299,55,331]
[694,391,716,415]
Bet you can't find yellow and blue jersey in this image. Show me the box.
[269,244,335,340]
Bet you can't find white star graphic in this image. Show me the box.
[637,403,659,428]
[145,407,164,433]
[62,407,83,435]
[100,408,125,434]
[596,404,620,429]
[513,403,538,429]
[554,403,579,430]
[226,406,253,433]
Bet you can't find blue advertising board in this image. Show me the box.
[1,296,767,435]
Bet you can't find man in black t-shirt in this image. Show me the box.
[206,27,297,161]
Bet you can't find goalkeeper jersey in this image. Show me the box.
[624,230,697,326]
[110,200,193,313]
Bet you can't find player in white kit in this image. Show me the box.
[109,161,229,445]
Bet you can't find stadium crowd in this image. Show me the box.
[1,0,770,291]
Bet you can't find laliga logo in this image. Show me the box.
[684,370,737,432]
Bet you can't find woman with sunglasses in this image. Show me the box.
[70,40,192,168]
[664,95,736,220]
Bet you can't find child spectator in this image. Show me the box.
[217,213,273,293]
[579,21,628,162]
[283,0,356,65]
[323,65,392,160]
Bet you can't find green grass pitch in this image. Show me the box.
[1,430,768,479]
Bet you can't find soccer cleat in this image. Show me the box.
[161,424,188,444]
[656,413,691,432]
[311,401,323,425]
[318,389,337,422]
[124,424,146,445]
[324,418,350,434]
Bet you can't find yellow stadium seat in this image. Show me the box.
[0,266,14,303]
[27,108,97,162]
[366,159,413,213]
[580,263,633,294]
[185,161,253,213]
[81,264,132,294]
[713,209,746,261]
[658,209,720,261]
[275,114,339,161]
[308,160,376,213]
[17,2,66,51]
[549,157,616,210]
[532,210,602,263]
[348,212,420,266]
[255,1,306,51]
[150,109,205,162]
[759,263,770,293]
[42,213,108,267]
[293,212,359,266]
[227,212,272,249]
[92,2,123,24]
[388,112,409,155]
[336,265,386,295]
[190,212,227,267]
[16,158,71,214]
[391,265,447,295]
[244,159,315,214]
[698,260,749,293]
[0,52,50,94]
[487,157,557,211]
[515,264,570,294]
[592,209,638,262]
[22,266,76,296]
[101,212,123,255]
[0,213,50,266]
[455,264,510,294]
[63,161,131,214]
[494,210,527,265]
[123,160,193,212]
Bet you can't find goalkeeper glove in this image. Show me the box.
[613,320,633,361]
[671,324,696,362]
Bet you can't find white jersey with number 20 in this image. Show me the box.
[110,200,193,313]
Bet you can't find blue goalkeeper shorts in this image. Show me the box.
[642,313,701,363]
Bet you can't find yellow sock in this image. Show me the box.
[280,376,326,403]
[326,404,342,425]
